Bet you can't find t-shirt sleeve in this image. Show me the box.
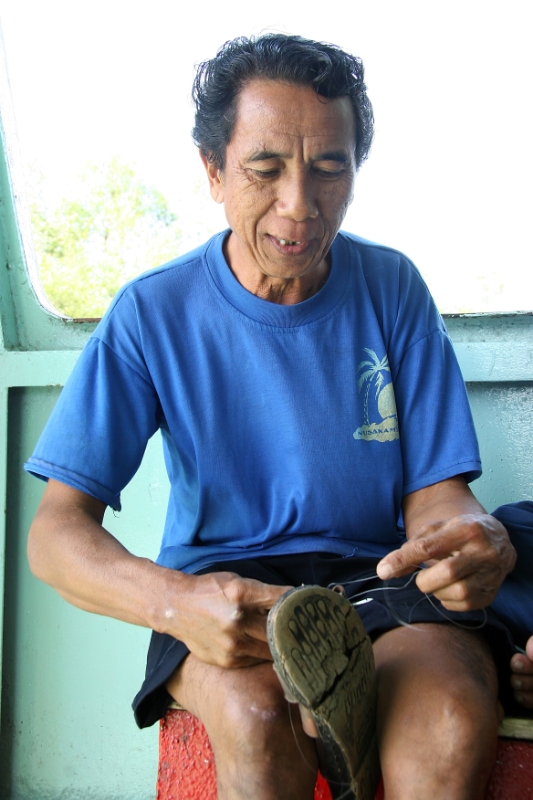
[394,328,481,494]
[378,252,482,494]
[24,334,161,510]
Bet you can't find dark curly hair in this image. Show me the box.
[192,34,374,170]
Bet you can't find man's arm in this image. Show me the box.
[28,478,290,667]
[376,476,516,610]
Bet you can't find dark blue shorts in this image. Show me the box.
[490,501,533,648]
[132,551,518,729]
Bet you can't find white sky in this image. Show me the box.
[1,0,532,311]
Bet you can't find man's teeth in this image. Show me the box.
[278,238,302,246]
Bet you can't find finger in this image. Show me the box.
[378,544,468,587]
[242,609,272,642]
[418,573,500,611]
[414,558,469,595]
[511,653,533,676]
[204,652,273,669]
[511,674,533,693]
[425,590,482,612]
[379,514,516,581]
[241,585,297,642]
[413,555,496,600]
[189,631,274,668]
[411,543,504,602]
[514,691,533,710]
[233,578,294,611]
[377,533,462,579]
[232,638,274,665]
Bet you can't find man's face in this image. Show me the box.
[203,79,357,289]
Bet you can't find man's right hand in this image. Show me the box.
[165,571,292,668]
[28,479,291,669]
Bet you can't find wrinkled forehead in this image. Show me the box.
[230,79,356,153]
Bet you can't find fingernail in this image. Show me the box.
[514,659,524,671]
[516,694,524,704]
[378,564,392,579]
[513,679,523,690]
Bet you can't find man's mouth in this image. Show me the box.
[266,234,311,256]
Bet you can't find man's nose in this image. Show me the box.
[276,172,318,221]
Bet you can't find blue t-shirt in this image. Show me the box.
[25,230,481,573]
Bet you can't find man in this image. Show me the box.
[26,35,518,800]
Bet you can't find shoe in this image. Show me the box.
[267,585,380,800]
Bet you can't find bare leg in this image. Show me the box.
[165,606,502,799]
[374,623,501,800]
[166,656,318,800]
[510,635,533,709]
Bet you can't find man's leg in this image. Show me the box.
[511,635,533,708]
[374,623,501,800]
[166,656,318,800]
[268,586,502,800]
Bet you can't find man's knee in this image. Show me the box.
[429,684,497,752]
[220,684,292,754]
[177,660,318,799]
[375,625,500,798]
[170,658,291,749]
[444,627,499,696]
[374,624,499,702]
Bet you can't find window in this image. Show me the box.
[1,0,531,317]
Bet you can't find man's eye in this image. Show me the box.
[251,169,279,179]
[314,164,345,176]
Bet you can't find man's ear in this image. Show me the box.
[200,152,224,204]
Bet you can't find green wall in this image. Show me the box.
[0,59,532,800]
[2,388,164,800]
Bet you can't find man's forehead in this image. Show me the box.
[234,79,353,120]
[232,80,356,149]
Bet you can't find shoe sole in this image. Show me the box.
[267,586,380,800]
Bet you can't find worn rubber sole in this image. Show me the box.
[267,586,380,800]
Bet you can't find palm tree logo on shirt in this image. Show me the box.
[353,349,399,442]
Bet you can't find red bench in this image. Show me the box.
[157,709,533,799]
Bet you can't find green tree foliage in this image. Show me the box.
[30,158,182,318]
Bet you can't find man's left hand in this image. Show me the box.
[376,478,516,611]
